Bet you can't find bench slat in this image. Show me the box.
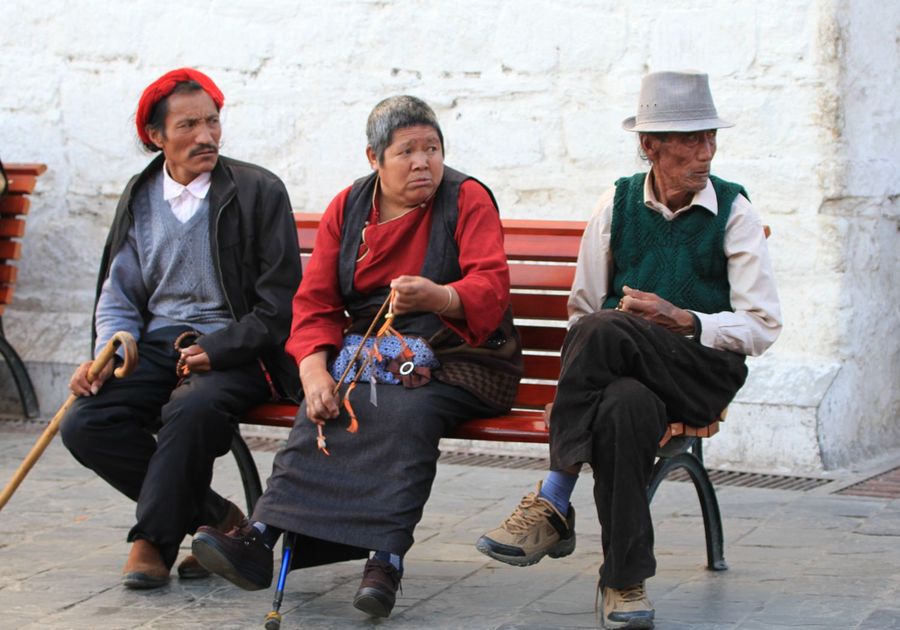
[298,227,316,252]
[3,164,48,177]
[509,263,576,291]
[501,219,587,237]
[514,382,557,408]
[244,403,299,427]
[296,223,584,264]
[4,175,38,195]
[522,354,562,380]
[0,241,23,260]
[0,284,14,306]
[0,196,30,216]
[504,233,582,262]
[0,265,17,284]
[449,413,549,443]
[0,218,26,238]
[517,325,567,351]
[511,293,569,320]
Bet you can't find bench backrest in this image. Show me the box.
[0,164,47,316]
[295,213,584,412]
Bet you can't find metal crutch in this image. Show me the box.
[264,531,296,630]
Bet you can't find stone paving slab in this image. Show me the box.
[1,427,899,629]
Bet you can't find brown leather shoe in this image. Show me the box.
[353,558,402,618]
[122,539,169,589]
[178,500,246,580]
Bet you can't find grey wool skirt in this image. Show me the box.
[251,380,496,567]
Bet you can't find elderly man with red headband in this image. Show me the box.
[59,68,301,589]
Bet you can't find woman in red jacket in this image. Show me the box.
[194,95,521,619]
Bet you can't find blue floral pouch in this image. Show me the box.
[330,334,440,386]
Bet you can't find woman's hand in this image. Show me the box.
[390,275,463,318]
[299,352,340,424]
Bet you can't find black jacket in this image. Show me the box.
[92,153,302,399]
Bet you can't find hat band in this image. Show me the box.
[636,107,719,124]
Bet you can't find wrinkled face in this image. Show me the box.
[147,90,221,185]
[367,124,444,209]
[644,130,717,199]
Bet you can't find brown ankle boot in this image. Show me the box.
[179,500,246,580]
[122,539,169,589]
[353,558,402,618]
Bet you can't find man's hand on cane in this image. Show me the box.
[69,360,115,397]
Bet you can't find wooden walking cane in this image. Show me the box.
[0,331,138,511]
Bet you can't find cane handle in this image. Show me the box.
[89,331,138,382]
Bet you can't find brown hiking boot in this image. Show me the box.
[352,558,402,618]
[179,500,245,579]
[475,482,576,566]
[122,539,170,589]
[191,521,273,591]
[600,581,655,629]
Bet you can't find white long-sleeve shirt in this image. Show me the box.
[568,170,782,357]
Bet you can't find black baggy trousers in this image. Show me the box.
[60,326,269,567]
[548,310,747,590]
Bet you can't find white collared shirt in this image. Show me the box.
[568,168,782,356]
[162,163,212,223]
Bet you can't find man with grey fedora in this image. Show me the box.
[477,71,782,628]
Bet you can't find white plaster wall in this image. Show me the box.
[1,0,897,472]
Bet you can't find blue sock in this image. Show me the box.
[373,550,403,575]
[539,471,578,515]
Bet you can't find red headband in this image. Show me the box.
[135,68,225,146]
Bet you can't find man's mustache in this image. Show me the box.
[190,144,219,157]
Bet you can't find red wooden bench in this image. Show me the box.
[229,213,730,571]
[0,162,46,418]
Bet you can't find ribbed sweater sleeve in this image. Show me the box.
[94,224,148,355]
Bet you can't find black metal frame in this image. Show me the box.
[0,317,40,418]
[230,430,262,515]
[647,436,727,571]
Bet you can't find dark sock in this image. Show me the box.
[251,521,283,550]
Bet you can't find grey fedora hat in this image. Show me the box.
[622,71,733,133]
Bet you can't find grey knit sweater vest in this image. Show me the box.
[134,171,232,333]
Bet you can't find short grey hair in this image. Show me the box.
[366,95,444,163]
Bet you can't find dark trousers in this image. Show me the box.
[60,326,269,567]
[548,310,747,589]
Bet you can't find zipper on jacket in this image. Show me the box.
[213,189,238,321]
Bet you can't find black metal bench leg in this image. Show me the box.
[230,430,263,515]
[648,450,727,571]
[0,319,40,418]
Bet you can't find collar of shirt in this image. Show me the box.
[162,163,212,223]
[369,175,432,225]
[643,167,718,220]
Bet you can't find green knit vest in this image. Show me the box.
[601,173,748,313]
